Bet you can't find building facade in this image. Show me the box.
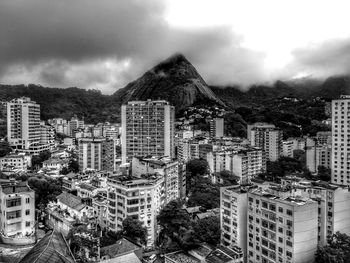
[331,96,350,186]
[247,188,318,263]
[7,97,41,150]
[121,100,175,163]
[0,181,35,243]
[107,174,165,247]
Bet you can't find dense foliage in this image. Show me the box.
[157,200,221,252]
[122,217,148,245]
[0,141,12,157]
[315,232,350,263]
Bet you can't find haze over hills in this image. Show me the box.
[0,54,349,124]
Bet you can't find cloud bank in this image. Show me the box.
[0,0,349,94]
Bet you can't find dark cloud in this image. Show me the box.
[4,0,346,93]
[0,0,268,93]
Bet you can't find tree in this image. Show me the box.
[68,159,79,173]
[186,159,209,193]
[316,232,350,263]
[216,170,239,186]
[27,176,62,209]
[192,216,220,246]
[0,141,12,157]
[187,177,220,210]
[31,150,52,169]
[122,217,147,245]
[158,200,190,239]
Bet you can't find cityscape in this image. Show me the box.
[1,1,350,263]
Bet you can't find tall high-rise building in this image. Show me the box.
[210,118,224,138]
[6,97,41,150]
[220,185,248,259]
[121,100,175,163]
[250,124,282,161]
[332,96,350,186]
[78,138,115,171]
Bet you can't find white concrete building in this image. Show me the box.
[331,95,350,186]
[132,156,179,204]
[107,174,165,247]
[6,97,41,150]
[250,124,282,162]
[0,181,35,243]
[78,138,115,171]
[210,118,224,138]
[220,185,249,259]
[121,100,175,163]
[247,188,318,263]
[206,148,266,182]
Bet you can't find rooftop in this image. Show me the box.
[0,181,33,194]
[57,192,85,211]
[18,230,76,263]
[100,238,141,258]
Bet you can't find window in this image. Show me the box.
[286,209,293,216]
[286,251,292,258]
[26,198,30,204]
[25,209,30,216]
[278,207,283,213]
[26,221,30,227]
[7,210,21,219]
[286,240,293,247]
[6,198,21,207]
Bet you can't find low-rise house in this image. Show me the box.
[0,180,36,245]
[100,237,142,261]
[0,154,30,173]
[46,192,94,236]
[42,157,69,171]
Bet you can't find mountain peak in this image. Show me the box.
[113,54,225,110]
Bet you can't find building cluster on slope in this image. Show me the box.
[1,95,350,263]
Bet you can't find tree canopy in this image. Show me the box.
[122,217,147,245]
[316,232,350,263]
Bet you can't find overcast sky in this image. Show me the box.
[1,0,350,94]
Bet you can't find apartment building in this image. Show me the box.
[247,188,318,263]
[279,178,350,246]
[107,174,165,247]
[250,124,283,161]
[6,97,41,150]
[0,180,35,244]
[331,95,350,186]
[0,154,30,172]
[132,156,179,204]
[306,139,331,173]
[78,138,115,171]
[206,148,266,182]
[209,118,224,138]
[121,100,175,163]
[220,185,249,259]
[281,140,294,158]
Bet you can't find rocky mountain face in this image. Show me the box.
[112,54,225,111]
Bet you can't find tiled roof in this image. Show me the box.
[100,238,141,258]
[57,192,85,211]
[19,230,76,263]
[100,252,141,263]
[1,181,33,194]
